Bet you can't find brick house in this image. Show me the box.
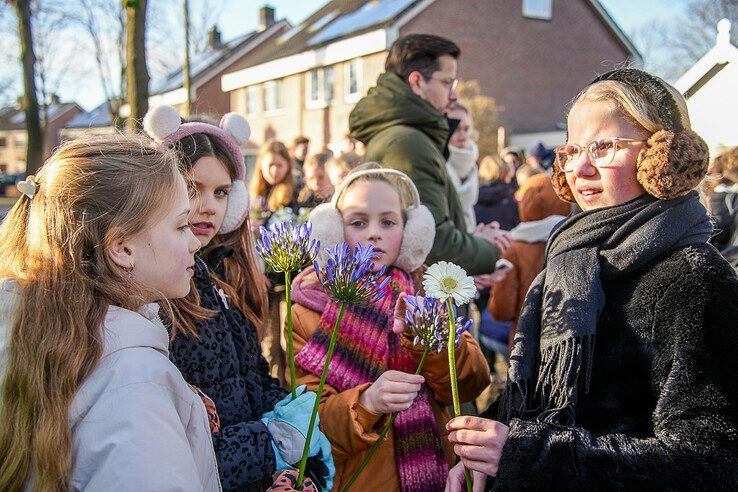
[0,97,82,174]
[148,8,290,120]
[222,0,640,153]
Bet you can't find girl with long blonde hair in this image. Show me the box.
[249,139,296,217]
[0,135,218,491]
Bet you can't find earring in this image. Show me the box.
[124,263,134,280]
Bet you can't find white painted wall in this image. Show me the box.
[685,61,738,159]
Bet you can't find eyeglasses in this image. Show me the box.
[554,137,646,173]
[426,74,458,92]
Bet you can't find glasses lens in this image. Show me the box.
[556,144,580,171]
[589,138,616,166]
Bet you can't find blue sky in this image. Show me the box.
[218,0,682,44]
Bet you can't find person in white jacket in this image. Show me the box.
[446,100,480,233]
[0,135,219,491]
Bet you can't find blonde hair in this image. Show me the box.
[0,135,188,491]
[249,140,295,212]
[335,164,410,221]
[572,79,690,135]
[478,154,511,182]
[515,163,545,186]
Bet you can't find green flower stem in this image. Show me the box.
[284,270,296,399]
[446,298,472,492]
[296,302,348,488]
[340,345,430,492]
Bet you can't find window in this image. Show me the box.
[0,137,6,147]
[345,59,362,101]
[14,134,26,148]
[306,67,334,108]
[523,0,552,20]
[263,79,284,112]
[246,85,259,114]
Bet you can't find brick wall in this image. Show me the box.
[400,0,634,133]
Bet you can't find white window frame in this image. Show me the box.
[344,58,363,103]
[522,0,552,20]
[263,79,285,113]
[306,67,334,109]
[246,85,260,114]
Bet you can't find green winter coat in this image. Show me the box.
[349,72,499,274]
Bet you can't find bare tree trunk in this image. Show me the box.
[12,0,43,174]
[124,0,148,132]
[182,0,191,116]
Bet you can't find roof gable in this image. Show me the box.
[675,20,738,97]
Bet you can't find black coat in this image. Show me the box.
[485,243,738,490]
[474,180,520,231]
[709,189,738,251]
[169,252,288,492]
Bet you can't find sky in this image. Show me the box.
[0,0,695,111]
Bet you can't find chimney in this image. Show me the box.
[259,5,275,31]
[208,25,223,50]
[15,96,24,109]
[49,94,60,105]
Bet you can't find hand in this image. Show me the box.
[359,370,425,414]
[444,461,488,492]
[474,223,512,252]
[447,416,510,477]
[392,292,409,334]
[473,274,494,289]
[489,269,510,285]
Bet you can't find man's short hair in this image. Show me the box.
[385,34,460,81]
[293,136,310,147]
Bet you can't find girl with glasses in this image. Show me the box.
[445,68,738,491]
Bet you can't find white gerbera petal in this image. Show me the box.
[423,261,475,305]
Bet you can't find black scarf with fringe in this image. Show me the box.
[499,191,713,425]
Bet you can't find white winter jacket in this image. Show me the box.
[0,280,221,491]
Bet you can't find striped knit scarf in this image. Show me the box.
[294,267,448,492]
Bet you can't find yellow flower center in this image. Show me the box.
[440,277,458,293]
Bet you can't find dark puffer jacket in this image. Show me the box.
[474,180,519,231]
[485,243,738,490]
[170,251,288,491]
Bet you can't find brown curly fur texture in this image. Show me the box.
[636,129,709,199]
[550,163,576,203]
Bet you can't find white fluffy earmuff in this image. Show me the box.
[308,167,436,272]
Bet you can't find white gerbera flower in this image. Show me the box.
[423,261,476,305]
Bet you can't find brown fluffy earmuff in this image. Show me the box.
[636,129,709,199]
[550,160,576,203]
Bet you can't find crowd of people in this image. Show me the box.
[0,32,736,492]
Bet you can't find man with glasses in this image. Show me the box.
[350,34,509,275]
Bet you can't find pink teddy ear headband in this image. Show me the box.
[143,105,251,234]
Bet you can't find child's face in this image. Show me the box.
[189,156,231,247]
[260,152,290,185]
[340,180,404,269]
[127,176,201,301]
[304,165,334,197]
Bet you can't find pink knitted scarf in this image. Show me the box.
[293,267,448,492]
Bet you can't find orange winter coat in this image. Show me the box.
[489,174,571,341]
[287,269,490,491]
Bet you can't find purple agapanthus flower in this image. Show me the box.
[315,242,390,305]
[405,294,472,352]
[255,220,319,273]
